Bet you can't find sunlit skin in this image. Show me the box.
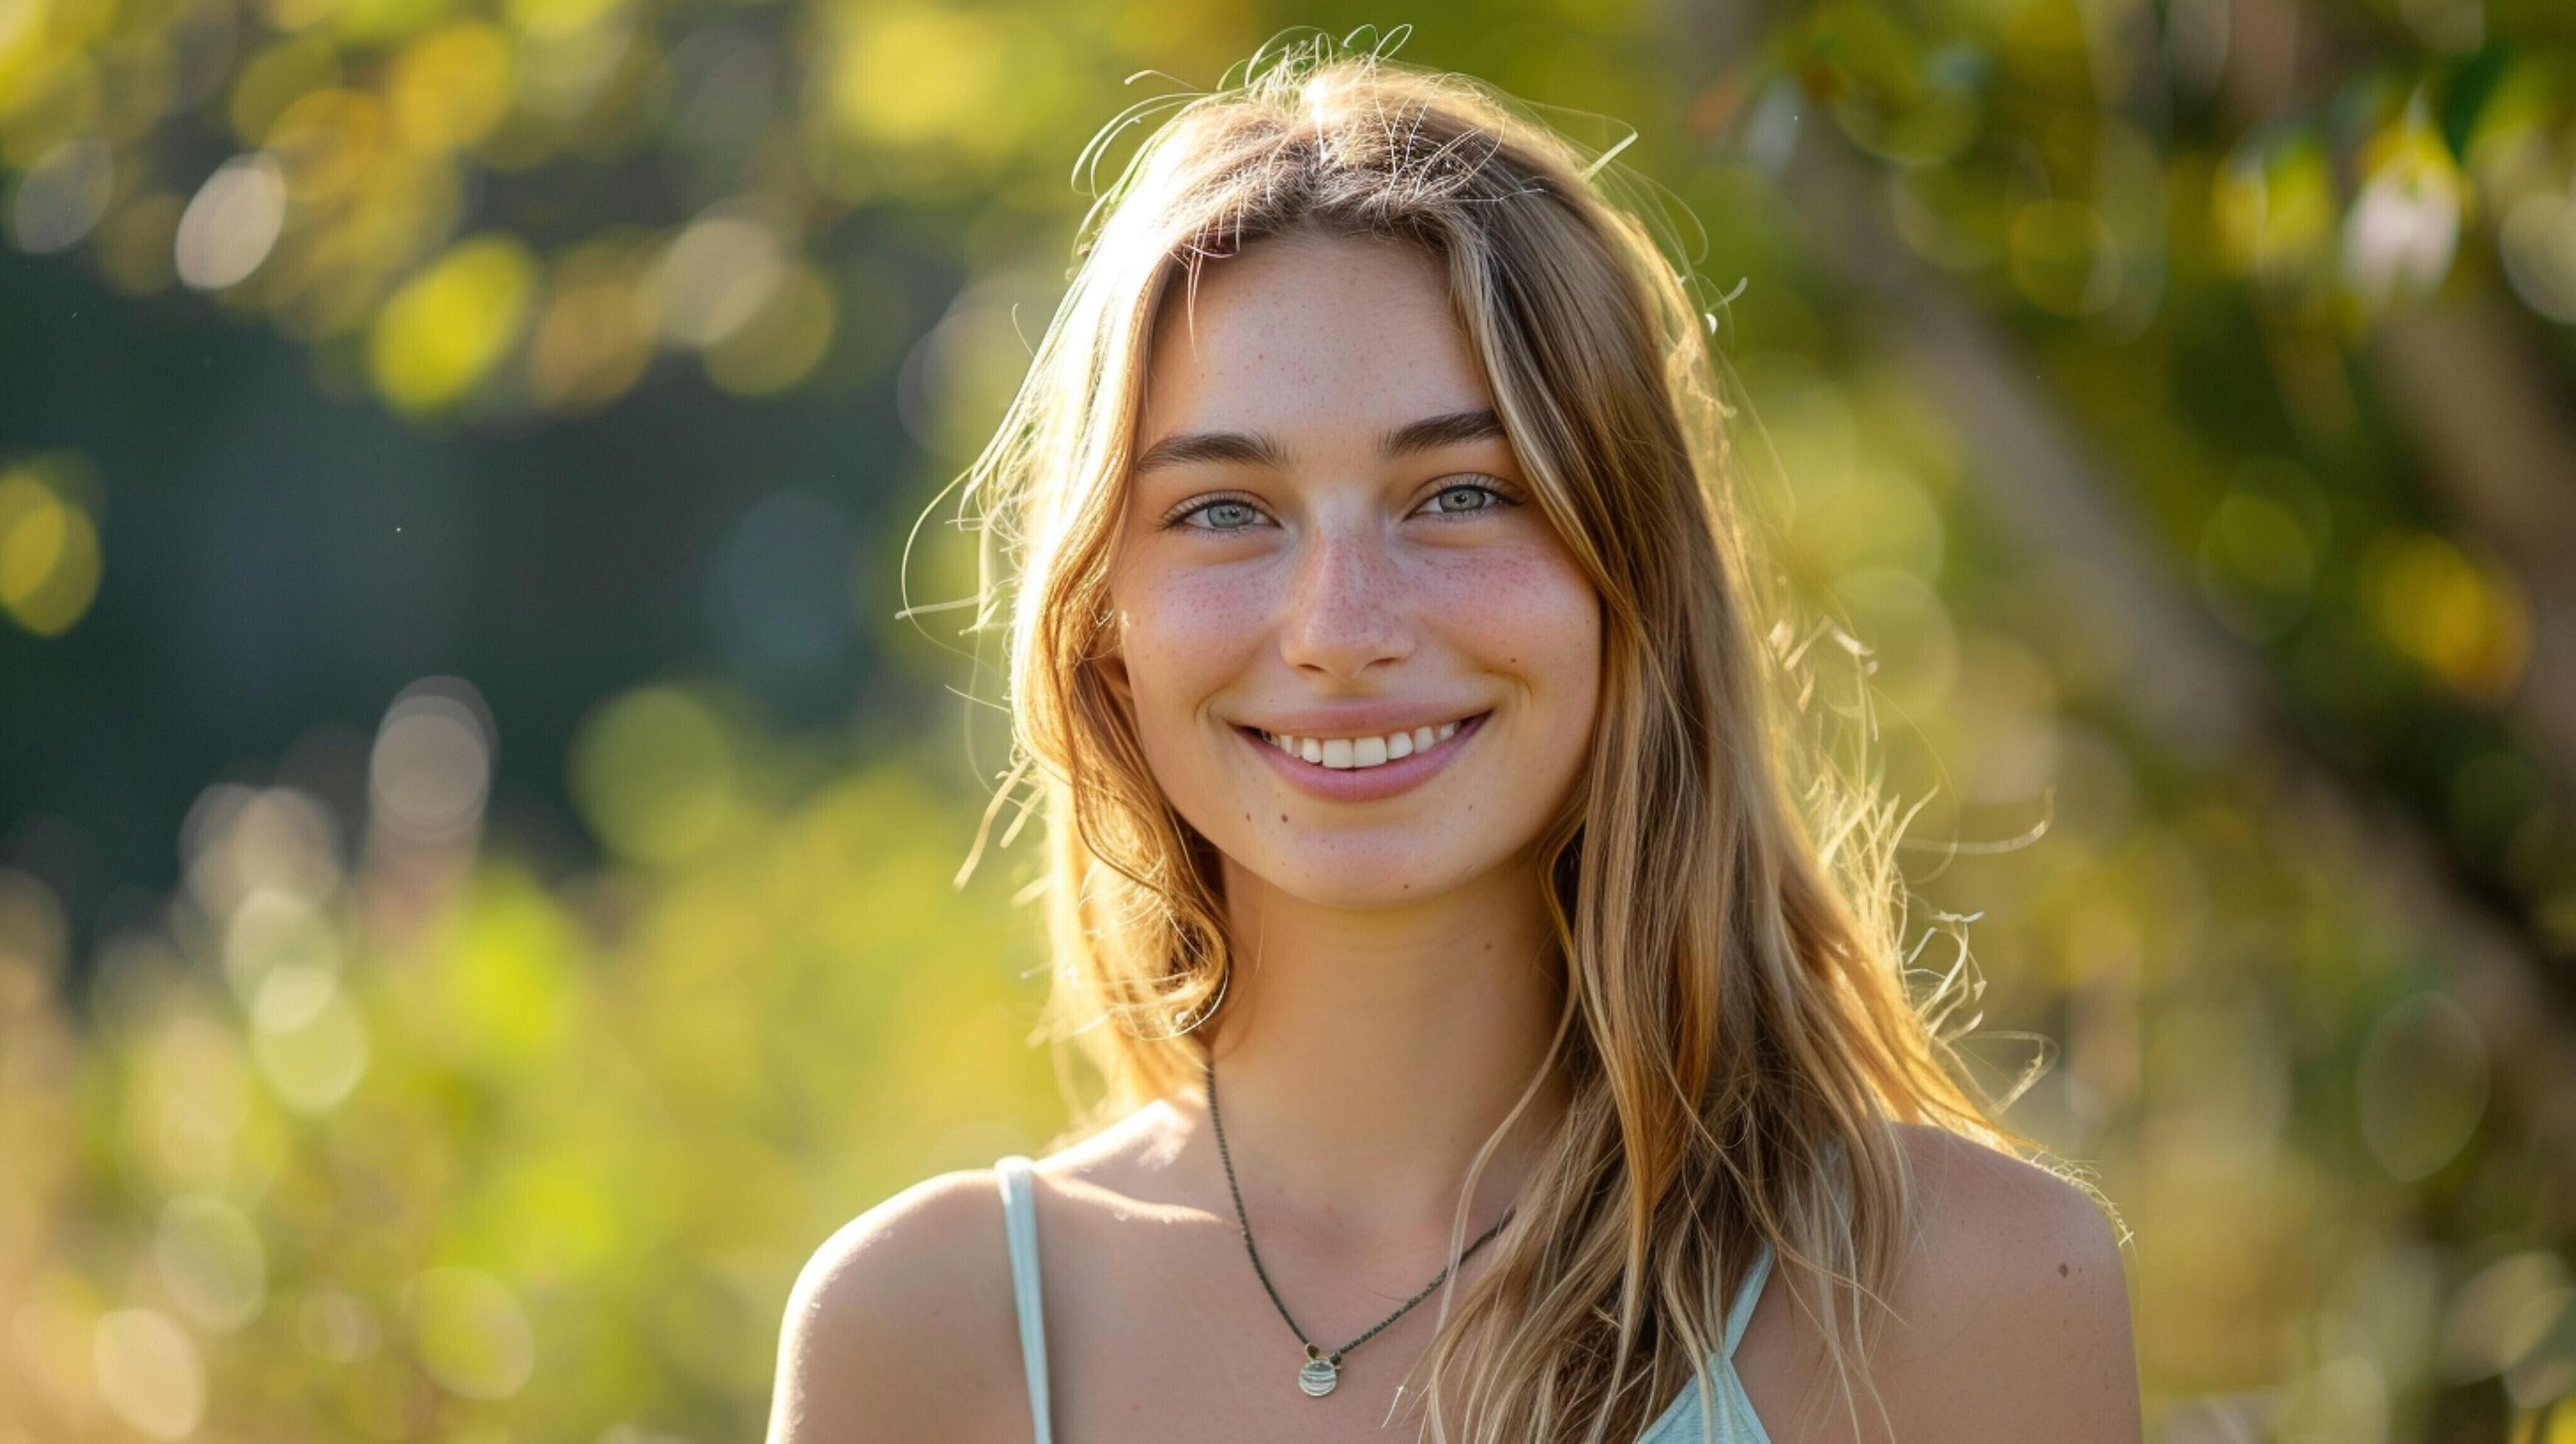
[1101,240,1598,1014]
[1098,235,1602,915]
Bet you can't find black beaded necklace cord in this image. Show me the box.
[1203,1054,1517,1398]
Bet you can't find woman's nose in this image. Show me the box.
[1276,522,1414,681]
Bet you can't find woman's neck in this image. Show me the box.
[1190,850,1572,1250]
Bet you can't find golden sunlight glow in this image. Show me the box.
[824,6,1015,154]
[266,88,390,204]
[387,21,516,151]
[368,231,538,411]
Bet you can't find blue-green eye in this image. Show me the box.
[1162,497,1268,532]
[1418,480,1517,517]
[1158,477,1521,534]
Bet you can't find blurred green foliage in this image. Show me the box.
[3,0,2576,1440]
[3,687,1060,1440]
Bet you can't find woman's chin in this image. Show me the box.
[1256,852,1478,909]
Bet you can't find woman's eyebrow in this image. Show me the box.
[1130,407,1504,476]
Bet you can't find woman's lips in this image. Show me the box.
[1235,710,1491,802]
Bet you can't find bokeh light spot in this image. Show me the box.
[371,681,494,843]
[387,21,515,152]
[250,983,370,1113]
[2362,532,2528,702]
[93,1308,205,1440]
[0,468,102,637]
[6,135,113,253]
[368,232,538,412]
[400,1266,534,1400]
[173,150,287,290]
[568,685,740,866]
[651,203,790,350]
[824,6,1014,155]
[155,1194,269,1331]
[2356,991,2487,1182]
[705,259,838,395]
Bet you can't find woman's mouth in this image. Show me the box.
[1232,710,1492,802]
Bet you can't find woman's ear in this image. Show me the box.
[1096,651,1134,708]
[1092,613,1137,711]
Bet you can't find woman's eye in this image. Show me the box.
[1419,480,1516,517]
[1162,480,1517,534]
[1167,497,1267,532]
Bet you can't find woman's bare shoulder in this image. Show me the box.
[1754,1124,2138,1443]
[1877,1123,2142,1441]
[762,1102,1198,1441]
[765,1166,1026,1444]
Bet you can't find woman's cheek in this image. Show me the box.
[1119,567,1268,743]
[1135,563,1262,657]
[1430,542,1600,674]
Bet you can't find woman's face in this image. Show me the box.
[1100,233,1602,907]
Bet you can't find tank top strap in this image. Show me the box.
[993,1155,1052,1443]
[1722,1238,1775,1358]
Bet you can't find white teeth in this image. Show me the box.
[1257,715,1479,771]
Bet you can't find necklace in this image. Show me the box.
[1203,1054,1516,1399]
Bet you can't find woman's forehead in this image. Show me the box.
[1137,236,1493,448]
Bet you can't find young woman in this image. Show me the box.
[770,36,2142,1444]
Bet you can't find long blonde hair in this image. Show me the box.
[930,28,2080,1443]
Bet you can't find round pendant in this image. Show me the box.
[1297,1356,1339,1398]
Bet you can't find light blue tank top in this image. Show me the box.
[993,1154,1775,1443]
